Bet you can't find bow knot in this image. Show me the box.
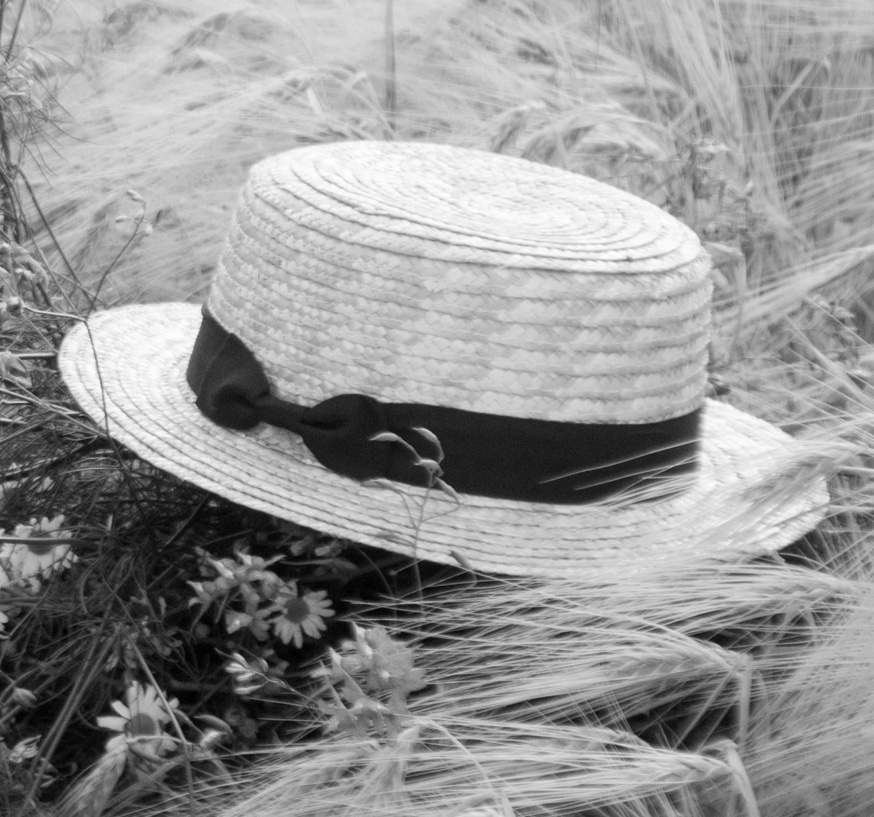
[186,311,439,486]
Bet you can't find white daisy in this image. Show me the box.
[269,587,335,648]
[1,515,77,592]
[97,682,179,760]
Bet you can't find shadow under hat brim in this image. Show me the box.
[59,303,829,579]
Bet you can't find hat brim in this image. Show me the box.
[59,303,829,579]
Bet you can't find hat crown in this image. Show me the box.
[207,141,712,423]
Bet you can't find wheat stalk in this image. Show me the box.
[58,742,127,817]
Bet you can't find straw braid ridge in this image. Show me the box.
[271,142,703,269]
[214,231,711,377]
[207,144,713,422]
[209,247,711,421]
[236,184,714,308]
[262,175,704,275]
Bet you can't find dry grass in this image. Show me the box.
[21,0,874,310]
[3,0,874,815]
[111,538,874,817]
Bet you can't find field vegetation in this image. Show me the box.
[2,0,874,815]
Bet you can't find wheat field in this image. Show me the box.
[2,0,874,815]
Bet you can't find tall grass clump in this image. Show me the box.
[102,526,874,817]
[1,0,874,815]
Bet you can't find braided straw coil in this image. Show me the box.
[59,141,829,577]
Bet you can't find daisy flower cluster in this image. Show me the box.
[270,584,335,648]
[96,682,179,761]
[0,514,76,590]
[59,682,182,814]
[0,514,77,634]
[188,546,336,697]
[316,624,428,740]
[188,546,335,646]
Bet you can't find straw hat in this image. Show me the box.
[59,141,828,578]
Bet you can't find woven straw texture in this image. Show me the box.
[210,141,711,423]
[58,142,829,577]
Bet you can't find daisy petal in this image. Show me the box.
[97,716,129,732]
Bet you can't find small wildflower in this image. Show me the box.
[314,540,344,558]
[205,555,236,581]
[288,533,317,557]
[190,547,284,611]
[224,607,271,640]
[268,586,334,648]
[225,651,267,682]
[187,579,217,607]
[0,515,77,592]
[97,682,179,760]
[8,686,37,709]
[3,296,22,317]
[234,547,283,574]
[330,625,427,714]
[0,350,31,388]
[226,649,292,698]
[194,713,234,738]
[7,736,40,763]
[225,652,269,696]
[198,728,227,752]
